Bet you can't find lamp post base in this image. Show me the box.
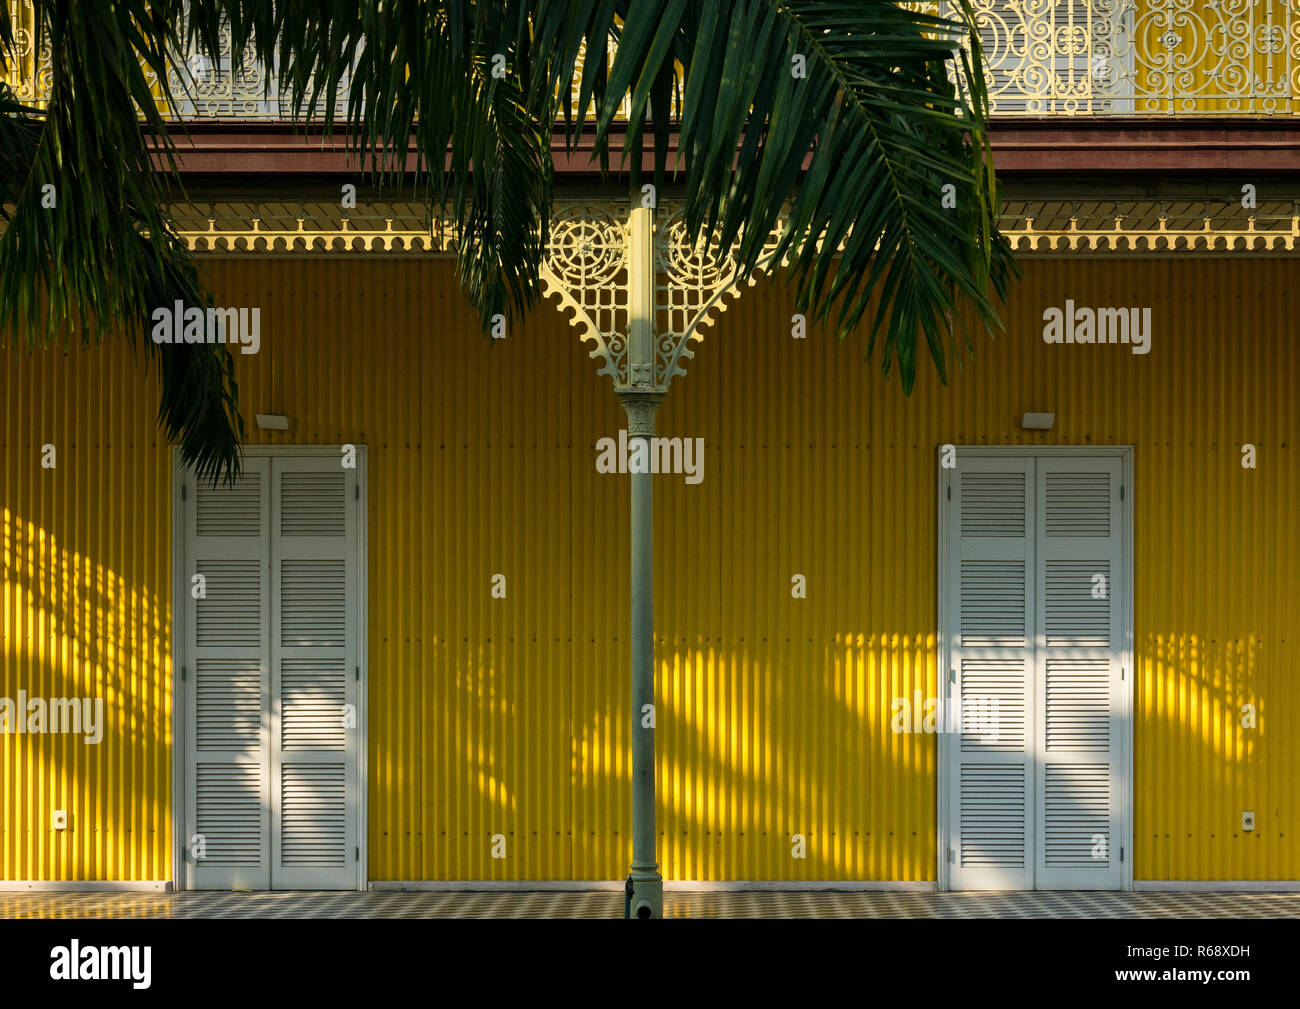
[627,868,663,919]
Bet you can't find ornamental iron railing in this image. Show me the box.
[944,0,1299,116]
[3,1,628,121]
[3,1,1298,118]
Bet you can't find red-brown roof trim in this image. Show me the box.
[154,118,1300,178]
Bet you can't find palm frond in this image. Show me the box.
[0,0,244,482]
[1,0,1017,485]
[552,0,1018,391]
[208,0,555,330]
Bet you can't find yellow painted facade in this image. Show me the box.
[2,256,1296,882]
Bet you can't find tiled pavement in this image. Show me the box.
[4,889,1300,919]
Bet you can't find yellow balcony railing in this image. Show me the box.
[950,0,1300,115]
[5,1,1297,120]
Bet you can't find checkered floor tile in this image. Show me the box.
[4,889,1300,919]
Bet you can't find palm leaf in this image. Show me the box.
[207,0,556,328]
[544,0,1018,390]
[2,0,1017,482]
[0,0,244,482]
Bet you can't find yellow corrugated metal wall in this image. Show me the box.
[2,256,1296,882]
[1,340,172,881]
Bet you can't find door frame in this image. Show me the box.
[936,445,1133,891]
[170,445,369,891]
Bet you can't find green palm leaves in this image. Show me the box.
[1,1,1015,482]
[1,2,242,482]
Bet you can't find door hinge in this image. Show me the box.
[181,665,187,682]
[947,847,955,864]
[181,847,188,862]
[947,485,951,501]
[1121,667,1125,681]
[1120,485,1124,501]
[355,485,360,500]
[355,846,360,861]
[355,666,360,682]
[949,666,955,684]
[181,484,187,501]
[1120,846,1125,863]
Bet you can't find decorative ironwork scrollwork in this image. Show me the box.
[920,0,1300,115]
[11,2,1296,120]
[539,202,631,386]
[653,202,787,388]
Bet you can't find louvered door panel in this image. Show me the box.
[1034,459,1123,889]
[185,458,271,890]
[1043,764,1111,869]
[948,457,1034,889]
[270,457,359,888]
[961,659,1027,753]
[281,560,346,645]
[281,658,348,751]
[281,765,348,867]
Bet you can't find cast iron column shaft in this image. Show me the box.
[621,205,664,918]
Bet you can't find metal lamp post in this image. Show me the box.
[539,196,781,920]
[620,205,664,918]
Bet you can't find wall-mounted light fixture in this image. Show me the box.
[255,414,291,431]
[1020,412,1055,430]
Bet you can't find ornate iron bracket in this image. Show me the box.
[540,198,786,395]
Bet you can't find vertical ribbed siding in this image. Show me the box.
[414,268,574,881]
[1,335,172,881]
[2,256,1296,882]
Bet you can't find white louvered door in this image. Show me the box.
[184,452,361,890]
[948,458,1036,890]
[945,452,1126,890]
[270,458,359,889]
[1034,458,1123,889]
[187,458,272,890]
